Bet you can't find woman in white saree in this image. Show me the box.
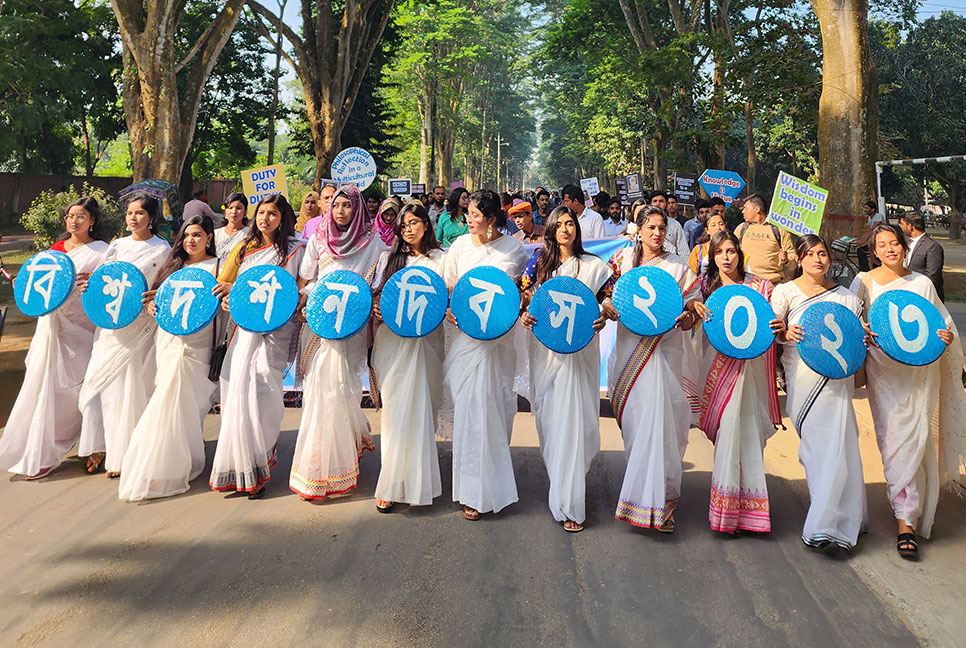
[119,214,219,501]
[444,189,529,521]
[850,223,966,559]
[213,192,250,262]
[0,197,110,478]
[290,184,385,500]
[601,205,700,533]
[209,195,305,499]
[370,203,446,512]
[772,235,867,551]
[519,206,613,532]
[78,196,171,479]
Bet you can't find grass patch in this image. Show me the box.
[944,270,966,302]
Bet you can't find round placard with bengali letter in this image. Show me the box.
[82,261,147,329]
[704,283,776,359]
[154,266,220,336]
[797,301,867,379]
[868,289,947,366]
[450,266,521,340]
[14,250,75,317]
[228,264,300,333]
[379,266,447,338]
[611,266,683,337]
[529,276,598,353]
[306,270,373,340]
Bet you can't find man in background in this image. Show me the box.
[649,189,689,257]
[685,198,711,249]
[735,194,796,284]
[666,193,686,228]
[428,185,447,225]
[856,200,886,271]
[183,188,219,223]
[899,212,945,300]
[561,184,606,240]
[603,198,626,237]
[532,189,551,225]
[301,183,337,239]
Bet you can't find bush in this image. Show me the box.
[287,177,314,213]
[20,182,124,249]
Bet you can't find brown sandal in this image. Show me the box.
[563,520,584,533]
[657,514,676,534]
[86,453,104,474]
[462,505,480,521]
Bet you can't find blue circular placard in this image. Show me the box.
[450,266,521,340]
[868,289,948,366]
[704,284,776,359]
[529,276,599,354]
[611,266,683,337]
[379,266,447,338]
[228,264,300,333]
[82,261,147,329]
[14,250,75,317]
[797,301,867,379]
[306,270,373,340]
[154,266,220,336]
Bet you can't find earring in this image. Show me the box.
[487,224,493,239]
[402,242,410,253]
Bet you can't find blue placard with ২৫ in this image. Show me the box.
[797,301,866,379]
[379,266,447,338]
[868,289,948,366]
[154,266,220,336]
[82,261,147,329]
[450,266,521,340]
[698,169,746,206]
[307,270,373,340]
[611,266,683,337]
[704,284,776,359]
[229,264,300,333]
[14,250,75,317]
[529,276,599,353]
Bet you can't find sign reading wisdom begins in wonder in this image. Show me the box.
[767,171,828,235]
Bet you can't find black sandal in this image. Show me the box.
[897,532,919,560]
[376,501,394,514]
[247,486,266,500]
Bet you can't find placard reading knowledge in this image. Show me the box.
[767,171,828,236]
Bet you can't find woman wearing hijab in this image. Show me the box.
[374,196,402,247]
[295,191,321,234]
[291,184,388,500]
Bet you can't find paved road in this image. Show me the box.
[0,410,924,648]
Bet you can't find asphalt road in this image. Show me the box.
[0,409,923,648]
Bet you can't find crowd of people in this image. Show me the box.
[1,180,964,563]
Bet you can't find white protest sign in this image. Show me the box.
[330,147,377,190]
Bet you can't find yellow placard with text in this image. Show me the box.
[240,163,288,217]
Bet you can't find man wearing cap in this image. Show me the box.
[510,202,545,243]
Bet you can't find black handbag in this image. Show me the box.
[208,259,228,382]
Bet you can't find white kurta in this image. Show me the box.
[0,240,109,476]
[214,225,250,262]
[772,282,868,549]
[444,233,529,513]
[209,239,305,493]
[119,257,219,501]
[371,248,447,505]
[851,271,966,538]
[608,250,699,528]
[77,235,171,473]
[520,254,612,524]
[289,233,386,498]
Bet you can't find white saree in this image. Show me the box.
[118,257,219,501]
[444,233,529,514]
[0,240,109,476]
[209,239,305,493]
[608,250,700,528]
[371,248,447,506]
[77,235,171,473]
[772,282,868,549]
[289,234,385,498]
[851,271,966,538]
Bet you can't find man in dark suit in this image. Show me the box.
[899,212,945,300]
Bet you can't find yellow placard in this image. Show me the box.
[240,163,288,217]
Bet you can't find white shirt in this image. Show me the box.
[868,212,885,229]
[603,218,627,237]
[904,233,924,268]
[428,204,445,227]
[576,208,607,240]
[663,216,690,257]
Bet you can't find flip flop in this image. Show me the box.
[897,532,919,560]
[563,520,584,533]
[86,453,105,474]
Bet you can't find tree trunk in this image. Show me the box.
[652,134,668,190]
[812,0,879,239]
[435,125,454,189]
[745,99,756,194]
[419,91,435,185]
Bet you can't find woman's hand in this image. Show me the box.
[769,317,786,338]
[601,298,619,321]
[296,292,308,323]
[372,297,383,323]
[141,289,156,306]
[520,288,534,311]
[592,314,606,332]
[785,323,805,344]
[861,320,879,349]
[75,272,91,293]
[212,280,232,299]
[938,328,955,346]
[675,310,696,331]
[147,301,157,317]
[689,301,712,322]
[445,308,458,327]
[520,311,537,330]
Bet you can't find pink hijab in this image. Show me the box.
[315,184,374,259]
[374,196,402,246]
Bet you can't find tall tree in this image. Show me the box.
[109,0,246,182]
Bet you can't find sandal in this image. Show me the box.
[657,514,676,534]
[86,453,105,474]
[563,520,584,533]
[376,500,394,514]
[248,485,266,500]
[106,472,120,480]
[897,533,919,560]
[462,505,480,521]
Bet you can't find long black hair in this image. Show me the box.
[468,189,507,228]
[125,195,161,236]
[703,229,746,294]
[792,234,827,279]
[224,191,249,226]
[153,214,216,289]
[535,205,594,285]
[58,196,109,242]
[631,204,667,267]
[238,194,297,266]
[377,203,443,291]
[870,223,908,258]
[447,187,469,223]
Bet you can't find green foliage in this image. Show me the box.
[20,182,124,249]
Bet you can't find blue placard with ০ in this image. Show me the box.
[797,301,866,379]
[82,261,147,329]
[868,290,948,366]
[529,276,599,354]
[154,266,220,336]
[229,264,300,333]
[611,266,683,337]
[14,250,75,317]
[704,284,776,359]
[450,266,521,340]
[379,266,447,338]
[307,270,373,340]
